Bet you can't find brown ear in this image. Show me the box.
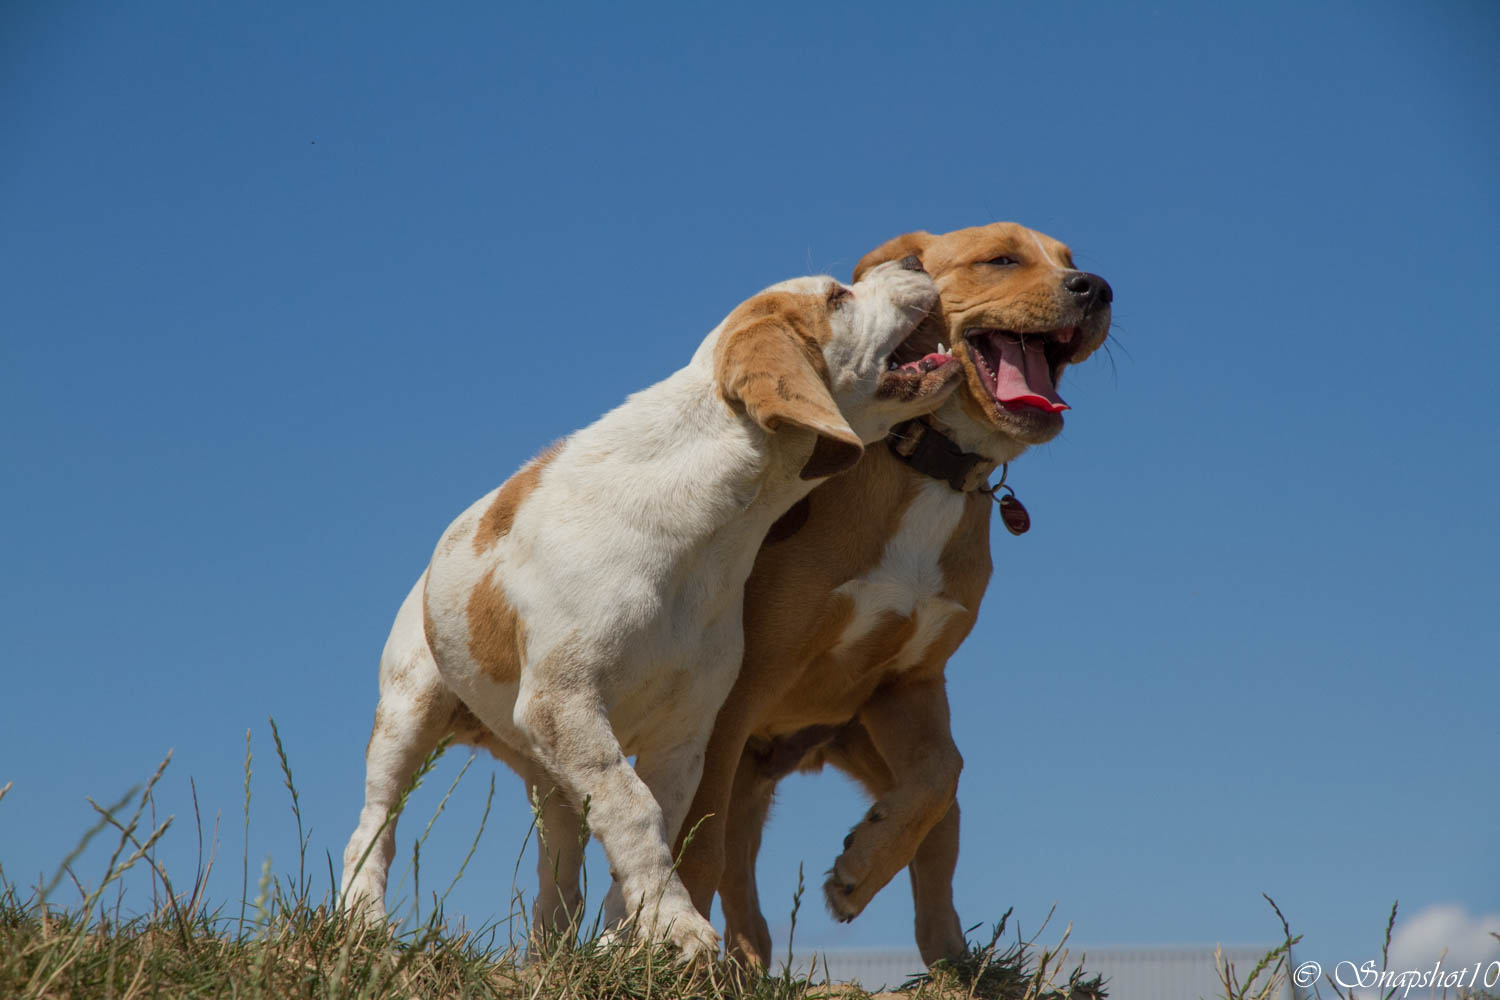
[715,294,864,480]
[853,231,933,282]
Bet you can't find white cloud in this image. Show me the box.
[1335,905,1500,1000]
[1387,903,1500,971]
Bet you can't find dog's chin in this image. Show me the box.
[953,349,1067,446]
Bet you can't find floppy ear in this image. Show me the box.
[714,297,864,480]
[853,231,933,282]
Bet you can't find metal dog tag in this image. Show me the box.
[983,463,1031,536]
[998,492,1030,536]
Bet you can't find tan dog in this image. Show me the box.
[673,222,1113,967]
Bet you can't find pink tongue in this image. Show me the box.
[992,336,1068,412]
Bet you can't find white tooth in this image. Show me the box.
[937,342,947,354]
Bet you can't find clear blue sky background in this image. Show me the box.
[3,0,1496,976]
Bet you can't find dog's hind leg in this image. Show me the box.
[340,577,457,922]
[525,766,585,945]
[717,750,778,969]
[907,801,966,966]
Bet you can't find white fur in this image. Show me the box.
[340,263,953,960]
[831,477,968,669]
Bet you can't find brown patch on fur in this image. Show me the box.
[466,569,527,685]
[472,443,563,555]
[714,289,862,479]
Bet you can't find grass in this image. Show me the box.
[901,910,1105,1000]
[0,720,1107,999]
[6,724,1496,1000]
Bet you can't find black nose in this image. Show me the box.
[1065,271,1113,308]
[898,254,926,274]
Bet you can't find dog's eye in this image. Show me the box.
[985,256,1019,267]
[827,285,852,307]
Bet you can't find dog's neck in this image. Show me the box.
[918,394,1029,468]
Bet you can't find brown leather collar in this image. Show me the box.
[886,418,1000,493]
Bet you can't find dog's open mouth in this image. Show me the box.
[965,328,1079,413]
[887,351,954,375]
[876,349,960,400]
[876,318,962,400]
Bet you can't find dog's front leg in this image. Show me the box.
[515,684,720,961]
[600,732,714,934]
[634,726,715,850]
[823,722,966,965]
[822,679,963,924]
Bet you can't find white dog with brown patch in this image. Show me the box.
[339,259,961,959]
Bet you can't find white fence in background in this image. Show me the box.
[772,944,1293,999]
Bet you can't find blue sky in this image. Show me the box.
[3,0,1497,977]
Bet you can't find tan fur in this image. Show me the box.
[472,445,560,555]
[466,570,526,685]
[678,222,1110,969]
[459,446,559,682]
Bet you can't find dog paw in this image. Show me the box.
[823,856,866,923]
[823,807,886,921]
[663,907,720,963]
[339,882,388,924]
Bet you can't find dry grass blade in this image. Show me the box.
[239,726,253,941]
[36,785,137,908]
[268,715,311,899]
